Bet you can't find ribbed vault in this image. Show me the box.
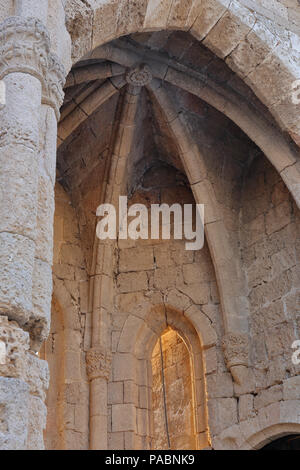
[56,29,300,389]
[58,31,300,203]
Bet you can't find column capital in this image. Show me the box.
[0,17,66,119]
[222,332,250,369]
[86,346,112,381]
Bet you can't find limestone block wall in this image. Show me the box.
[57,92,120,273]
[44,183,89,450]
[50,0,300,450]
[208,154,300,450]
[240,155,300,410]
[238,0,300,31]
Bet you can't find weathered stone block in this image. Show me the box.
[143,0,173,31]
[122,381,139,409]
[26,395,47,450]
[266,201,291,236]
[26,352,49,402]
[31,258,53,346]
[0,145,38,239]
[108,382,124,405]
[283,376,300,400]
[119,247,154,272]
[0,316,29,380]
[191,0,230,41]
[108,431,124,450]
[239,394,255,421]
[35,173,54,264]
[206,372,234,398]
[0,232,35,325]
[0,377,30,450]
[203,5,255,59]
[113,353,136,382]
[207,397,238,436]
[254,385,283,410]
[112,403,136,433]
[117,271,148,293]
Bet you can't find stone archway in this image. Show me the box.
[261,434,300,450]
[0,0,299,451]
[56,15,300,449]
[247,422,300,451]
[58,26,300,410]
[212,408,300,450]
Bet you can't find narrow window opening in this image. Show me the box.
[151,327,197,450]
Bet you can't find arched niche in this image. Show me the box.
[151,327,198,450]
[112,304,214,450]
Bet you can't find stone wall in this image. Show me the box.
[238,154,300,418]
[44,183,89,450]
[238,0,300,32]
[57,92,119,273]
[209,154,300,450]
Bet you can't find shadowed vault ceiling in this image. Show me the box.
[57,30,274,190]
[56,30,295,270]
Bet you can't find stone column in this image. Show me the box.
[0,15,65,449]
[32,59,65,350]
[86,347,112,450]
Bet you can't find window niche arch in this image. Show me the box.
[151,327,198,450]
[114,305,212,450]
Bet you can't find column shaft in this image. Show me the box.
[0,14,65,449]
[0,72,41,326]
